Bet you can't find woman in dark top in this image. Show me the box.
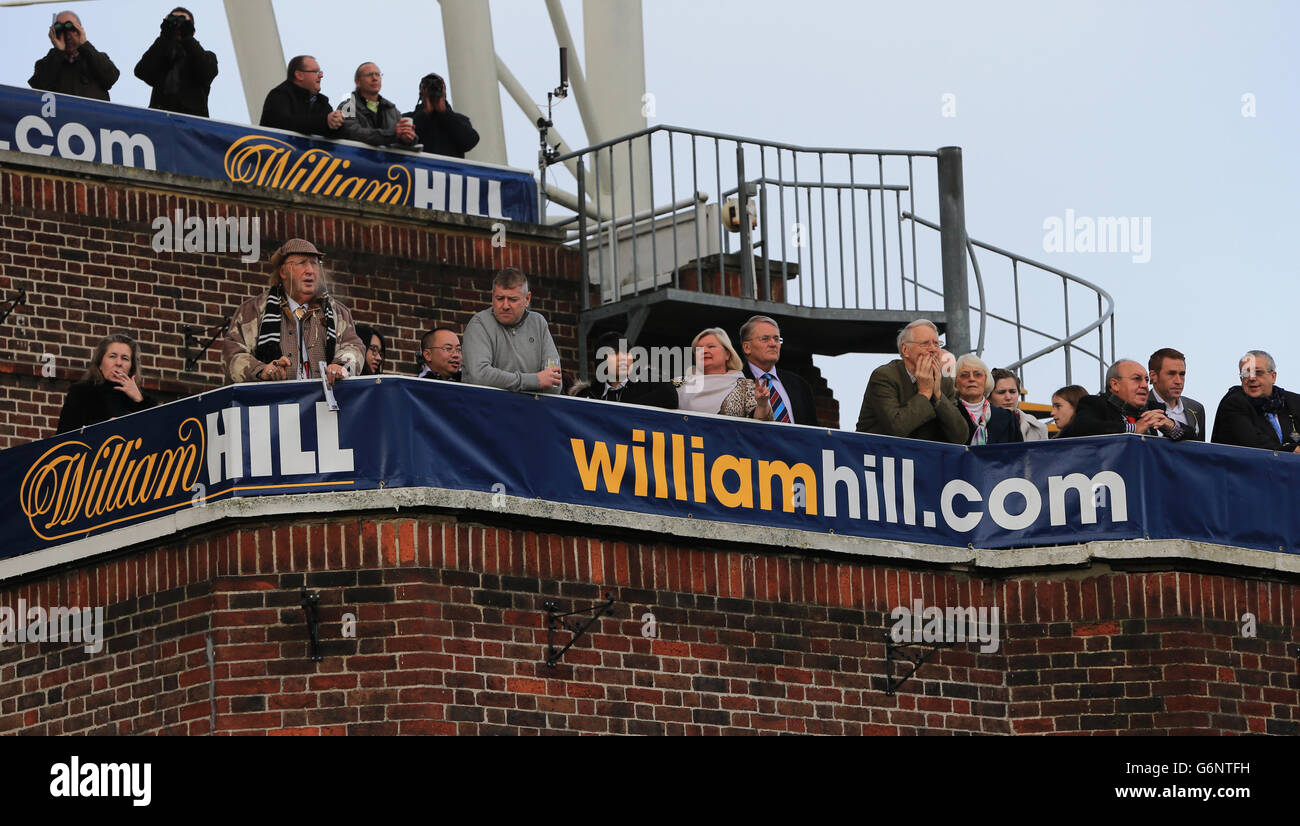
[56,333,155,433]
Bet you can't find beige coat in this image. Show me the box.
[222,290,365,383]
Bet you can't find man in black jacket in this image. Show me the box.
[259,55,344,136]
[739,315,819,426]
[29,11,120,101]
[573,331,677,409]
[1211,350,1300,453]
[133,7,218,117]
[1059,359,1177,438]
[403,73,479,158]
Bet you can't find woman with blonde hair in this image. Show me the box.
[676,327,772,420]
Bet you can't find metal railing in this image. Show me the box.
[904,212,1117,394]
[542,125,948,316]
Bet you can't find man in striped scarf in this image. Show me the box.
[221,239,365,385]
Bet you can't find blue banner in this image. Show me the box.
[4,377,1299,566]
[0,84,537,223]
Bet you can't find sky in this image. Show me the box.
[1,0,1296,430]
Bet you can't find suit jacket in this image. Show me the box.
[855,359,968,444]
[746,364,818,426]
[1145,394,1206,442]
[576,379,678,410]
[960,403,1023,445]
[1211,386,1300,451]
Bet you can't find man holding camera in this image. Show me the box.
[133,7,218,117]
[29,11,120,101]
[336,62,417,148]
[403,73,479,159]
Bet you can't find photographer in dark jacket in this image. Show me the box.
[1211,350,1300,453]
[133,7,218,117]
[260,55,344,136]
[29,11,120,101]
[403,73,479,158]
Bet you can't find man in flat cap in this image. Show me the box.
[222,239,365,384]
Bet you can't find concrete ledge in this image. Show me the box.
[4,485,1298,583]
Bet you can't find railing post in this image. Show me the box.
[577,159,590,311]
[937,146,971,356]
[736,146,755,299]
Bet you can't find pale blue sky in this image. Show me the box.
[2,0,1295,428]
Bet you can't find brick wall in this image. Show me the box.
[2,510,1294,735]
[0,157,581,449]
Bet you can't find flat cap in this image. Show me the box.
[269,238,324,272]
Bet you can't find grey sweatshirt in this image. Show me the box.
[461,307,561,393]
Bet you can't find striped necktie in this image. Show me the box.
[763,373,791,423]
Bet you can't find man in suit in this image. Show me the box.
[855,319,968,444]
[1211,350,1300,453]
[1146,347,1205,441]
[1059,359,1177,438]
[738,315,818,426]
[573,331,677,409]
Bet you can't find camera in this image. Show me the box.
[161,13,194,37]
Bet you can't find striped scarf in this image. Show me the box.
[254,285,337,366]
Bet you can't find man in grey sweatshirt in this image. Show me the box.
[462,268,562,393]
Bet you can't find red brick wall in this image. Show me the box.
[2,511,1295,735]
[0,162,581,449]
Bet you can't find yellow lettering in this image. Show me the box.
[570,439,628,493]
[710,454,753,509]
[758,460,818,514]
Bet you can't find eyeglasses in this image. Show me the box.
[366,345,384,355]
[360,71,382,79]
[430,345,462,355]
[284,257,320,268]
[748,335,783,345]
[1240,369,1275,380]
[907,338,944,350]
[297,67,324,75]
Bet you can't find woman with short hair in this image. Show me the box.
[954,354,1022,445]
[56,333,156,433]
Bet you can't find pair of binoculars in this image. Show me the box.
[52,20,77,35]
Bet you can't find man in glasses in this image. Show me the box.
[222,238,364,385]
[259,55,344,136]
[416,327,463,382]
[1057,359,1175,438]
[29,10,120,101]
[337,62,417,147]
[1211,350,1300,452]
[856,318,968,444]
[739,315,817,426]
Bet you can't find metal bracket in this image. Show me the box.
[884,630,952,695]
[183,316,231,373]
[544,593,616,668]
[0,288,27,328]
[299,588,322,662]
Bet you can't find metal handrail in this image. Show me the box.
[903,212,1116,388]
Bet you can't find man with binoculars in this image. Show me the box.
[29,10,120,101]
[134,6,219,117]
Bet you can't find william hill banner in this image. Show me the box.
[0,84,537,222]
[4,378,1300,567]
